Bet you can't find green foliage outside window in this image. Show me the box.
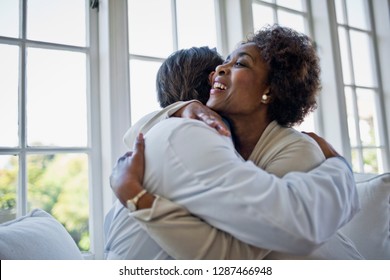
[0,154,89,251]
[0,159,17,211]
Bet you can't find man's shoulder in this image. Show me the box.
[149,118,215,136]
[145,117,233,153]
[123,111,160,149]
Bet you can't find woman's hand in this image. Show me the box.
[173,102,231,137]
[303,132,341,159]
[110,133,154,209]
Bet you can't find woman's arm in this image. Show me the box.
[134,196,270,259]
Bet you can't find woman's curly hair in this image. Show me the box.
[246,24,321,127]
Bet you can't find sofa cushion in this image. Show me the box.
[340,173,390,259]
[0,208,83,260]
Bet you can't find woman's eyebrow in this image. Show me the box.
[237,52,254,61]
[224,51,254,63]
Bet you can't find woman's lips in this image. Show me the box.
[210,81,227,95]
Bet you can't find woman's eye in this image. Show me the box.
[235,61,245,67]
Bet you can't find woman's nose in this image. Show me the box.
[215,63,229,75]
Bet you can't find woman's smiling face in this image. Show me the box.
[207,42,270,118]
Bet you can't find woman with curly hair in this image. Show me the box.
[108,25,362,260]
[206,24,323,176]
[249,25,320,127]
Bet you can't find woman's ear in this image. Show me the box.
[261,88,270,104]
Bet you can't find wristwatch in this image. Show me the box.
[126,189,147,212]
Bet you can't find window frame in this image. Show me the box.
[310,0,390,172]
[0,0,104,258]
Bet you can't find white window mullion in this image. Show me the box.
[171,0,179,51]
[214,0,228,56]
[240,0,254,38]
[98,0,131,217]
[18,0,27,216]
[18,151,27,215]
[87,1,104,259]
[221,0,249,53]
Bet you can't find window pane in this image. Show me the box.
[0,155,18,224]
[362,148,379,173]
[346,0,370,30]
[0,0,19,38]
[26,48,87,147]
[338,27,352,84]
[129,59,161,124]
[356,89,378,146]
[0,44,19,147]
[27,153,89,251]
[351,148,361,173]
[350,30,376,87]
[277,10,305,33]
[334,0,346,24]
[176,0,217,49]
[27,0,86,46]
[294,113,315,133]
[345,87,358,146]
[252,4,275,30]
[276,0,304,11]
[376,149,385,174]
[128,0,173,57]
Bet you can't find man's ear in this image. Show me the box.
[208,71,215,85]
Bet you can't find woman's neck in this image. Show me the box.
[228,113,271,160]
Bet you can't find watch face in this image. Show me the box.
[126,200,136,212]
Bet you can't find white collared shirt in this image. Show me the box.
[104,117,360,259]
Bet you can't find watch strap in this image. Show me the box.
[126,189,147,211]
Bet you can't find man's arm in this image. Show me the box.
[134,196,271,259]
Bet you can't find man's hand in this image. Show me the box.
[110,133,153,208]
[173,101,231,137]
[303,132,341,159]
